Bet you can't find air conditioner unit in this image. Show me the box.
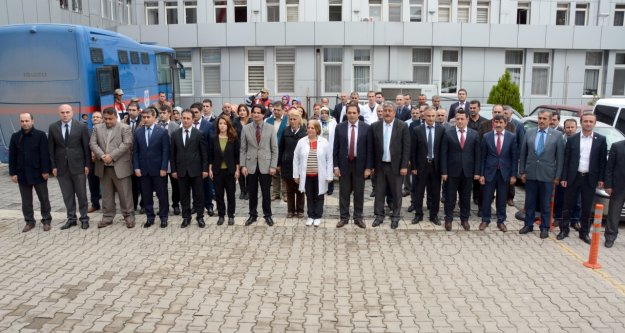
[376,82,439,102]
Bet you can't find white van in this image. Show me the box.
[593,98,625,134]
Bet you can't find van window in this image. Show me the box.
[617,109,625,134]
[594,104,618,126]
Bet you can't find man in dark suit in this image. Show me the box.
[333,102,372,229]
[395,94,411,121]
[558,113,607,243]
[158,104,181,215]
[10,113,53,232]
[441,109,480,231]
[48,104,91,230]
[190,102,215,217]
[604,140,625,248]
[125,101,144,213]
[411,107,445,225]
[332,92,349,121]
[447,88,468,121]
[133,107,170,228]
[519,110,565,239]
[503,105,525,206]
[170,109,209,228]
[478,115,518,232]
[368,101,411,229]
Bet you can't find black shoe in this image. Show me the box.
[327,190,333,196]
[245,216,257,226]
[197,218,205,228]
[407,204,415,213]
[265,217,274,226]
[80,221,89,229]
[181,218,191,228]
[239,192,245,199]
[579,234,591,244]
[370,191,376,197]
[243,193,249,200]
[372,217,384,227]
[540,230,549,239]
[217,217,225,225]
[391,220,399,229]
[228,217,235,225]
[430,216,441,225]
[605,239,615,248]
[60,221,77,230]
[139,207,145,214]
[207,206,214,217]
[411,217,421,225]
[173,206,181,215]
[556,230,569,240]
[477,209,483,217]
[519,226,533,234]
[160,220,168,228]
[143,219,154,228]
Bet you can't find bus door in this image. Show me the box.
[96,65,120,111]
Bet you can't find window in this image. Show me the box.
[409,0,423,22]
[612,53,625,96]
[157,53,172,84]
[575,3,588,26]
[441,50,459,94]
[145,1,158,25]
[276,48,296,93]
[141,52,150,64]
[412,48,431,84]
[60,0,68,9]
[185,1,197,24]
[234,0,247,22]
[531,52,551,95]
[616,5,625,26]
[102,0,112,18]
[583,52,602,96]
[115,0,123,21]
[267,0,279,22]
[122,0,132,24]
[202,48,221,94]
[286,0,299,21]
[329,0,342,21]
[215,0,227,23]
[118,50,129,64]
[389,0,402,22]
[130,51,140,64]
[66,0,82,12]
[246,49,265,94]
[505,50,524,88]
[177,50,193,95]
[556,3,569,25]
[517,2,530,24]
[438,0,451,22]
[477,1,490,23]
[458,1,471,23]
[323,48,343,93]
[90,48,104,64]
[165,1,178,24]
[353,49,371,93]
[369,0,382,21]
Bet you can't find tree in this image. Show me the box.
[487,70,524,115]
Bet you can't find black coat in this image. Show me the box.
[9,127,51,185]
[170,127,208,178]
[278,125,307,179]
[411,123,445,173]
[562,132,607,186]
[208,135,240,175]
[606,140,625,191]
[333,121,372,176]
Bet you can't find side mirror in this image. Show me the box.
[179,67,186,80]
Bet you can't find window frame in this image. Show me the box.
[165,1,178,25]
[388,0,402,22]
[504,50,524,94]
[353,48,372,93]
[267,0,279,22]
[583,51,603,97]
[214,0,227,23]
[145,1,159,25]
[615,4,625,26]
[184,1,197,24]
[517,1,530,24]
[286,0,299,22]
[369,0,382,22]
[329,0,342,22]
[412,48,432,84]
[556,3,569,25]
[476,1,490,24]
[409,0,423,22]
[275,47,296,94]
[201,48,222,95]
[457,0,471,23]
[441,49,460,95]
[176,50,194,96]
[322,47,344,95]
[438,0,451,23]
[612,53,625,96]
[234,0,247,22]
[574,3,588,26]
[246,48,266,95]
[531,51,551,96]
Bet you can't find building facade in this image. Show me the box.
[2,0,625,112]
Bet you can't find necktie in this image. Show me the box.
[348,124,356,161]
[131,120,135,131]
[64,123,69,144]
[147,127,152,145]
[185,129,190,147]
[427,126,433,159]
[160,122,167,128]
[536,130,545,156]
[383,124,391,161]
[459,129,465,150]
[256,125,261,144]
[496,131,502,156]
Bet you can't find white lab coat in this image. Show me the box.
[292,136,334,194]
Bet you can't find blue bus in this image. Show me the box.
[0,24,183,163]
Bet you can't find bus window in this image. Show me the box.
[141,52,149,64]
[156,53,172,84]
[594,104,618,127]
[118,50,129,64]
[90,48,104,64]
[130,51,140,64]
[96,66,119,95]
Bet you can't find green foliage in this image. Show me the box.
[487,70,524,115]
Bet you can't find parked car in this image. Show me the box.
[522,115,625,220]
[593,98,625,135]
[479,104,523,121]
[528,105,593,117]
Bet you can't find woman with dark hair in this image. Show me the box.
[233,105,250,199]
[279,110,307,218]
[209,116,240,225]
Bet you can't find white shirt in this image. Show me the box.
[578,132,593,173]
[383,120,394,162]
[347,121,359,158]
[340,104,373,124]
[493,129,505,147]
[145,124,155,145]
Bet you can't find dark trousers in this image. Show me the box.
[473,179,482,206]
[414,163,441,219]
[140,175,169,220]
[18,182,52,225]
[605,188,625,242]
[305,176,325,219]
[554,185,580,224]
[508,182,516,201]
[168,173,180,208]
[481,170,509,224]
[178,175,204,219]
[203,177,215,210]
[374,163,403,220]
[87,170,100,209]
[445,176,472,222]
[524,180,553,230]
[131,174,143,210]
[247,169,272,217]
[339,161,365,220]
[562,174,596,236]
[57,173,89,223]
[239,175,247,194]
[213,170,236,218]
[285,178,305,214]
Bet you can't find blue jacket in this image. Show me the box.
[133,125,170,176]
[265,115,287,146]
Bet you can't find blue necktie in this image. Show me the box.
[536,130,545,156]
[147,127,152,146]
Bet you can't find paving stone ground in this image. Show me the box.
[2,163,625,332]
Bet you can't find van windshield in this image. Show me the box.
[594,104,618,126]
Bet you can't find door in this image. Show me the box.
[96,66,120,110]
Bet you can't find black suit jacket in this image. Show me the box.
[396,106,411,121]
[208,135,240,175]
[333,121,372,176]
[332,103,345,121]
[9,127,51,185]
[367,118,411,173]
[411,123,445,173]
[562,132,607,186]
[448,101,469,121]
[606,140,625,191]
[48,120,90,176]
[170,127,208,178]
[441,127,481,178]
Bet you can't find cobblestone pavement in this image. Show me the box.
[2,163,625,332]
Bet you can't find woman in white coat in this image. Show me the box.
[293,120,334,227]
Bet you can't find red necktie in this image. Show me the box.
[348,125,355,161]
[256,125,261,144]
[460,129,465,149]
[496,131,502,156]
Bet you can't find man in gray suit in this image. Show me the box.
[48,104,91,230]
[519,110,565,239]
[90,107,136,229]
[240,104,279,226]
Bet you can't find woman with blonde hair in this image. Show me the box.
[279,110,307,218]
